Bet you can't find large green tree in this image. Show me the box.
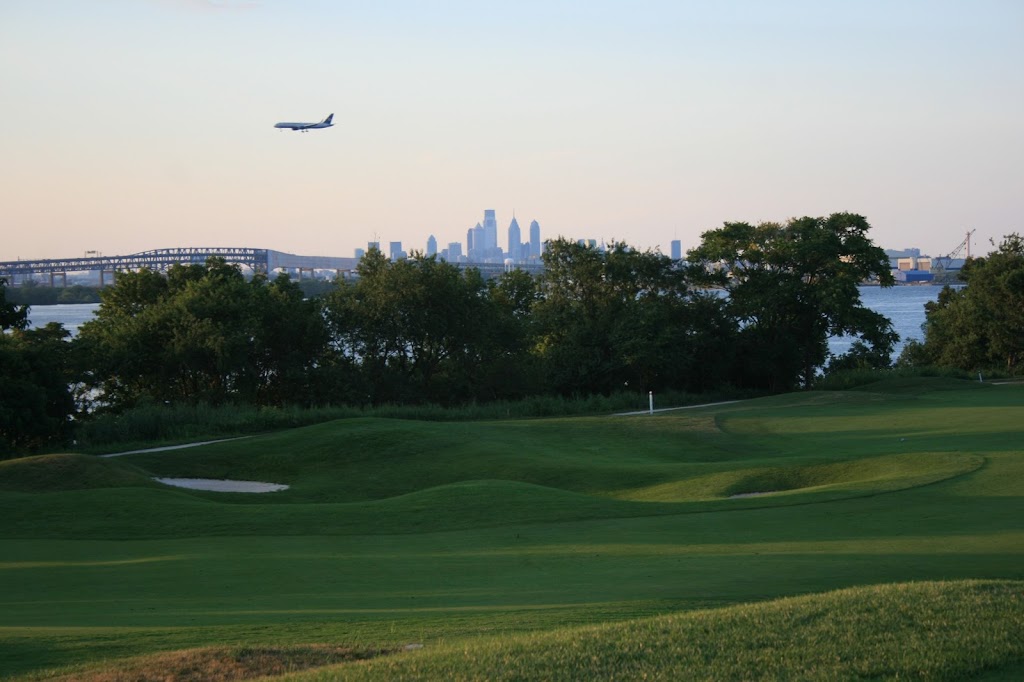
[687,213,896,391]
[324,250,516,405]
[900,234,1024,374]
[1,278,76,456]
[76,259,331,410]
[0,277,28,331]
[533,239,733,396]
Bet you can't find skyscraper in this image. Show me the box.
[426,235,437,257]
[508,216,521,262]
[483,209,498,253]
[671,239,681,260]
[529,220,541,259]
[389,241,405,261]
[469,223,485,261]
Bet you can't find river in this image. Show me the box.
[26,286,947,360]
[25,302,101,337]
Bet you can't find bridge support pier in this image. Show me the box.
[49,272,67,288]
[99,270,117,287]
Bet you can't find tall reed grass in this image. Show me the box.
[814,365,975,391]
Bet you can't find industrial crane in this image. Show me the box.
[933,229,976,274]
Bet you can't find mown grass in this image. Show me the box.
[1,378,1022,679]
[72,387,755,453]
[307,580,1024,682]
[17,581,1024,681]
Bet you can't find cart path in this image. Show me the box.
[100,436,251,458]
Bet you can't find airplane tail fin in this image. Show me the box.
[324,113,334,125]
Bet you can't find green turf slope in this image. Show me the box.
[305,580,1024,681]
[0,379,1021,679]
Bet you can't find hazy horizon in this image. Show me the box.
[2,1,1021,262]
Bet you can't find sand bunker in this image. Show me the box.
[155,477,289,493]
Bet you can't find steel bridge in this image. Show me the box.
[0,248,271,286]
[0,247,543,286]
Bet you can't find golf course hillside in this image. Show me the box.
[2,378,1022,680]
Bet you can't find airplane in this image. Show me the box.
[274,113,334,132]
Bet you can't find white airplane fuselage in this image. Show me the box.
[274,113,334,132]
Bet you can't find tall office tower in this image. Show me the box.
[469,223,485,260]
[507,216,521,261]
[529,220,541,258]
[389,241,404,261]
[483,209,498,252]
[426,235,437,257]
[671,239,681,260]
[368,241,380,252]
[448,242,463,261]
[355,247,366,259]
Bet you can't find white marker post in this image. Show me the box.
[649,391,654,414]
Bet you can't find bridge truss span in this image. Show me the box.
[0,247,270,282]
[0,247,545,287]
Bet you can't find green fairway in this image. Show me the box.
[2,379,1022,679]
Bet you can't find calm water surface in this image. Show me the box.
[832,285,944,358]
[28,287,946,359]
[26,302,101,336]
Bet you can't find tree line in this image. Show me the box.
[6,213,1013,456]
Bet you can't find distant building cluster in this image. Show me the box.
[357,210,545,265]
[885,248,965,284]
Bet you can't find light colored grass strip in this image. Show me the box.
[307,580,1024,681]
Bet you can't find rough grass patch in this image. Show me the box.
[313,580,1024,681]
[47,644,393,682]
[0,453,154,492]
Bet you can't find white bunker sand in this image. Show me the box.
[729,491,780,499]
[155,478,289,493]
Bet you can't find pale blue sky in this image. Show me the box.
[1,0,1021,261]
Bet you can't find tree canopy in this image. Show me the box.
[1,277,28,332]
[687,213,896,391]
[1,278,75,455]
[76,258,331,409]
[534,239,733,396]
[899,234,1024,375]
[323,249,533,405]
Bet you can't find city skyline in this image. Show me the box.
[2,2,1021,262]
[0,202,982,267]
[356,210,544,264]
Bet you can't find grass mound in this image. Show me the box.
[721,451,982,499]
[612,452,982,503]
[365,479,648,528]
[321,580,1024,681]
[0,454,154,493]
[851,375,991,394]
[47,644,390,682]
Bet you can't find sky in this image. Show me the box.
[1,0,1022,262]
